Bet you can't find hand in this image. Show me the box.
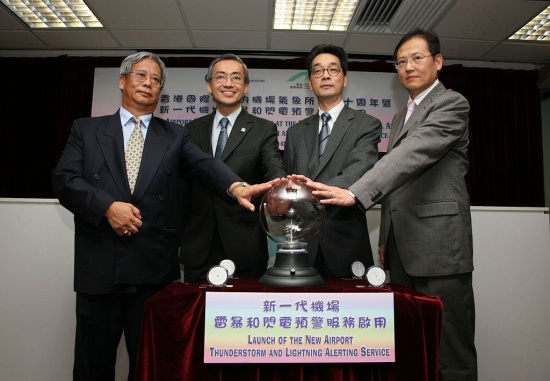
[287,174,312,184]
[105,201,143,237]
[303,180,356,207]
[231,179,280,212]
[378,244,386,266]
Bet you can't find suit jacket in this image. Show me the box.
[349,83,473,277]
[180,110,286,275]
[284,105,382,277]
[53,111,239,294]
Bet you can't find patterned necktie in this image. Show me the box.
[319,112,331,158]
[125,117,144,194]
[404,100,416,124]
[215,117,229,158]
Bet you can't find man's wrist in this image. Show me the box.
[229,182,250,198]
[348,189,358,205]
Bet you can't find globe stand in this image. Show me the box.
[260,243,324,287]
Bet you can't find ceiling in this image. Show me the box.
[1,0,550,68]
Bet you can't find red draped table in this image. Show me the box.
[136,277,442,381]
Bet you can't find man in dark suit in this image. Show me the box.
[53,52,272,381]
[180,54,286,283]
[301,30,477,381]
[284,44,382,278]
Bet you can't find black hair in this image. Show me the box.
[393,28,441,60]
[306,44,348,77]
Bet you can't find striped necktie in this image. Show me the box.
[319,112,331,158]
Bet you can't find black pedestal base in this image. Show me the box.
[259,246,324,287]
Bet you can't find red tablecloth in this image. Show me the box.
[136,278,442,381]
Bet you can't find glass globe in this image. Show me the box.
[259,179,325,246]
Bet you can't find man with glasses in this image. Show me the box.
[180,54,286,283]
[298,29,478,381]
[284,44,382,278]
[53,52,273,381]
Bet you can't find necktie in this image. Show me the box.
[319,112,331,157]
[404,100,416,124]
[215,117,229,158]
[126,117,144,194]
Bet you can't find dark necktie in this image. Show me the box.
[319,112,331,158]
[215,117,229,158]
[125,117,144,194]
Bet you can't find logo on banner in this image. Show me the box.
[287,71,310,90]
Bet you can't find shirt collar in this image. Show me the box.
[408,79,440,107]
[319,101,345,123]
[120,106,152,128]
[215,107,242,129]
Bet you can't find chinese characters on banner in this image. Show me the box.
[204,292,395,364]
[92,68,407,152]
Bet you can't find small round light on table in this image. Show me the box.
[366,266,386,287]
[350,261,366,278]
[207,265,228,286]
[219,259,236,277]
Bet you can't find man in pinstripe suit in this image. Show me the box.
[180,54,286,283]
[284,44,382,278]
[300,30,478,381]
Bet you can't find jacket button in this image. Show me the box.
[158,195,164,201]
[94,174,100,180]
[165,169,171,175]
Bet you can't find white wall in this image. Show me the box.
[471,207,550,380]
[0,199,129,381]
[1,199,549,380]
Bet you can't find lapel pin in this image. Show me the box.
[241,128,246,133]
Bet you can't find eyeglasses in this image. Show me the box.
[128,70,162,88]
[311,65,342,78]
[211,74,245,84]
[394,54,433,69]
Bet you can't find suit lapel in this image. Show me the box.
[389,82,447,151]
[132,117,171,201]
[97,112,131,199]
[387,109,406,152]
[197,113,215,155]
[219,110,252,161]
[314,106,352,177]
[398,103,421,140]
[304,114,319,176]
